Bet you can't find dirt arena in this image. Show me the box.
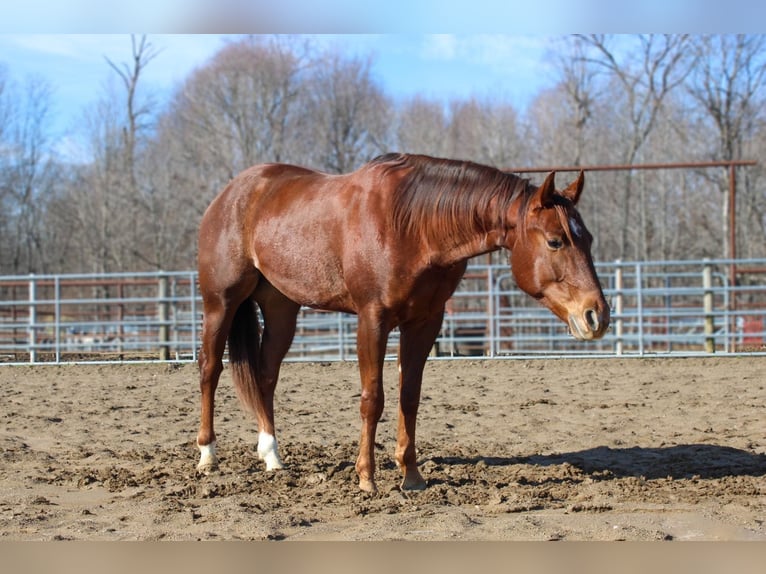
[1,356,764,541]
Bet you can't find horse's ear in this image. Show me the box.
[561,170,585,205]
[534,171,557,209]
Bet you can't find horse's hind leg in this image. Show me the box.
[196,297,230,472]
[253,281,300,470]
[196,272,257,473]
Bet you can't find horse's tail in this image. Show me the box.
[228,298,263,418]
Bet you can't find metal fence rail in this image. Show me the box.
[1,259,765,364]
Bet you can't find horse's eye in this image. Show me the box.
[547,238,564,250]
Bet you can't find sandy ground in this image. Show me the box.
[0,356,764,541]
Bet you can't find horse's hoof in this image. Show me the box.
[197,442,218,474]
[196,462,218,476]
[263,457,284,471]
[257,432,284,471]
[358,478,378,494]
[400,472,427,491]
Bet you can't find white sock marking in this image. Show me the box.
[197,441,218,470]
[257,432,284,470]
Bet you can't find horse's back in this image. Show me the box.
[199,161,373,310]
[198,158,422,313]
[217,162,326,206]
[200,162,339,244]
[197,163,324,287]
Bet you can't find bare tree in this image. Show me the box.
[395,96,449,157]
[686,35,766,259]
[573,34,695,260]
[99,35,167,270]
[173,35,309,182]
[525,83,619,260]
[135,114,206,270]
[0,75,57,273]
[530,39,615,261]
[60,35,162,273]
[0,64,13,271]
[72,91,130,273]
[148,36,316,269]
[4,34,764,276]
[446,97,522,167]
[305,49,391,173]
[104,35,160,199]
[0,64,10,140]
[550,37,602,166]
[47,36,160,274]
[746,119,766,258]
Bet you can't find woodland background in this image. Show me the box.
[1,34,764,275]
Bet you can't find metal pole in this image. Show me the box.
[158,274,169,361]
[487,264,495,358]
[54,275,61,363]
[614,261,624,356]
[636,262,645,356]
[703,260,715,354]
[117,281,124,355]
[190,272,198,362]
[28,275,36,363]
[729,163,737,265]
[729,163,738,353]
[505,159,757,175]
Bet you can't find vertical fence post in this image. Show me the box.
[636,262,645,355]
[190,272,198,362]
[117,281,125,355]
[54,275,61,363]
[487,264,495,358]
[339,312,346,361]
[28,275,37,363]
[664,275,672,354]
[703,259,715,354]
[614,261,624,356]
[158,274,169,361]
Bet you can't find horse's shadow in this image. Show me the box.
[429,444,766,481]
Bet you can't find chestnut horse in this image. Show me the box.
[196,153,609,493]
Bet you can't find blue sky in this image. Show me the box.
[1,1,762,34]
[0,34,557,141]
[0,1,762,152]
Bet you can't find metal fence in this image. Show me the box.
[1,258,765,364]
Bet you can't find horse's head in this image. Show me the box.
[509,171,609,341]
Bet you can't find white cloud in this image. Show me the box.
[421,34,458,60]
[1,34,231,92]
[4,34,119,60]
[420,34,551,70]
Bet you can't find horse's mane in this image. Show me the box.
[370,153,531,245]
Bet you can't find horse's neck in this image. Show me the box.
[425,201,520,267]
[398,164,526,267]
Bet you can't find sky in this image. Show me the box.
[0,34,558,144]
[0,1,762,157]
[1,0,762,34]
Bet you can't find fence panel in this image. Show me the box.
[1,259,764,363]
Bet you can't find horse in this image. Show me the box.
[195,153,610,493]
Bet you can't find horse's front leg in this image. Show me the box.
[396,314,444,490]
[354,310,390,493]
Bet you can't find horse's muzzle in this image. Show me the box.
[568,305,610,341]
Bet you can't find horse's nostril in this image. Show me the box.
[585,308,599,331]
